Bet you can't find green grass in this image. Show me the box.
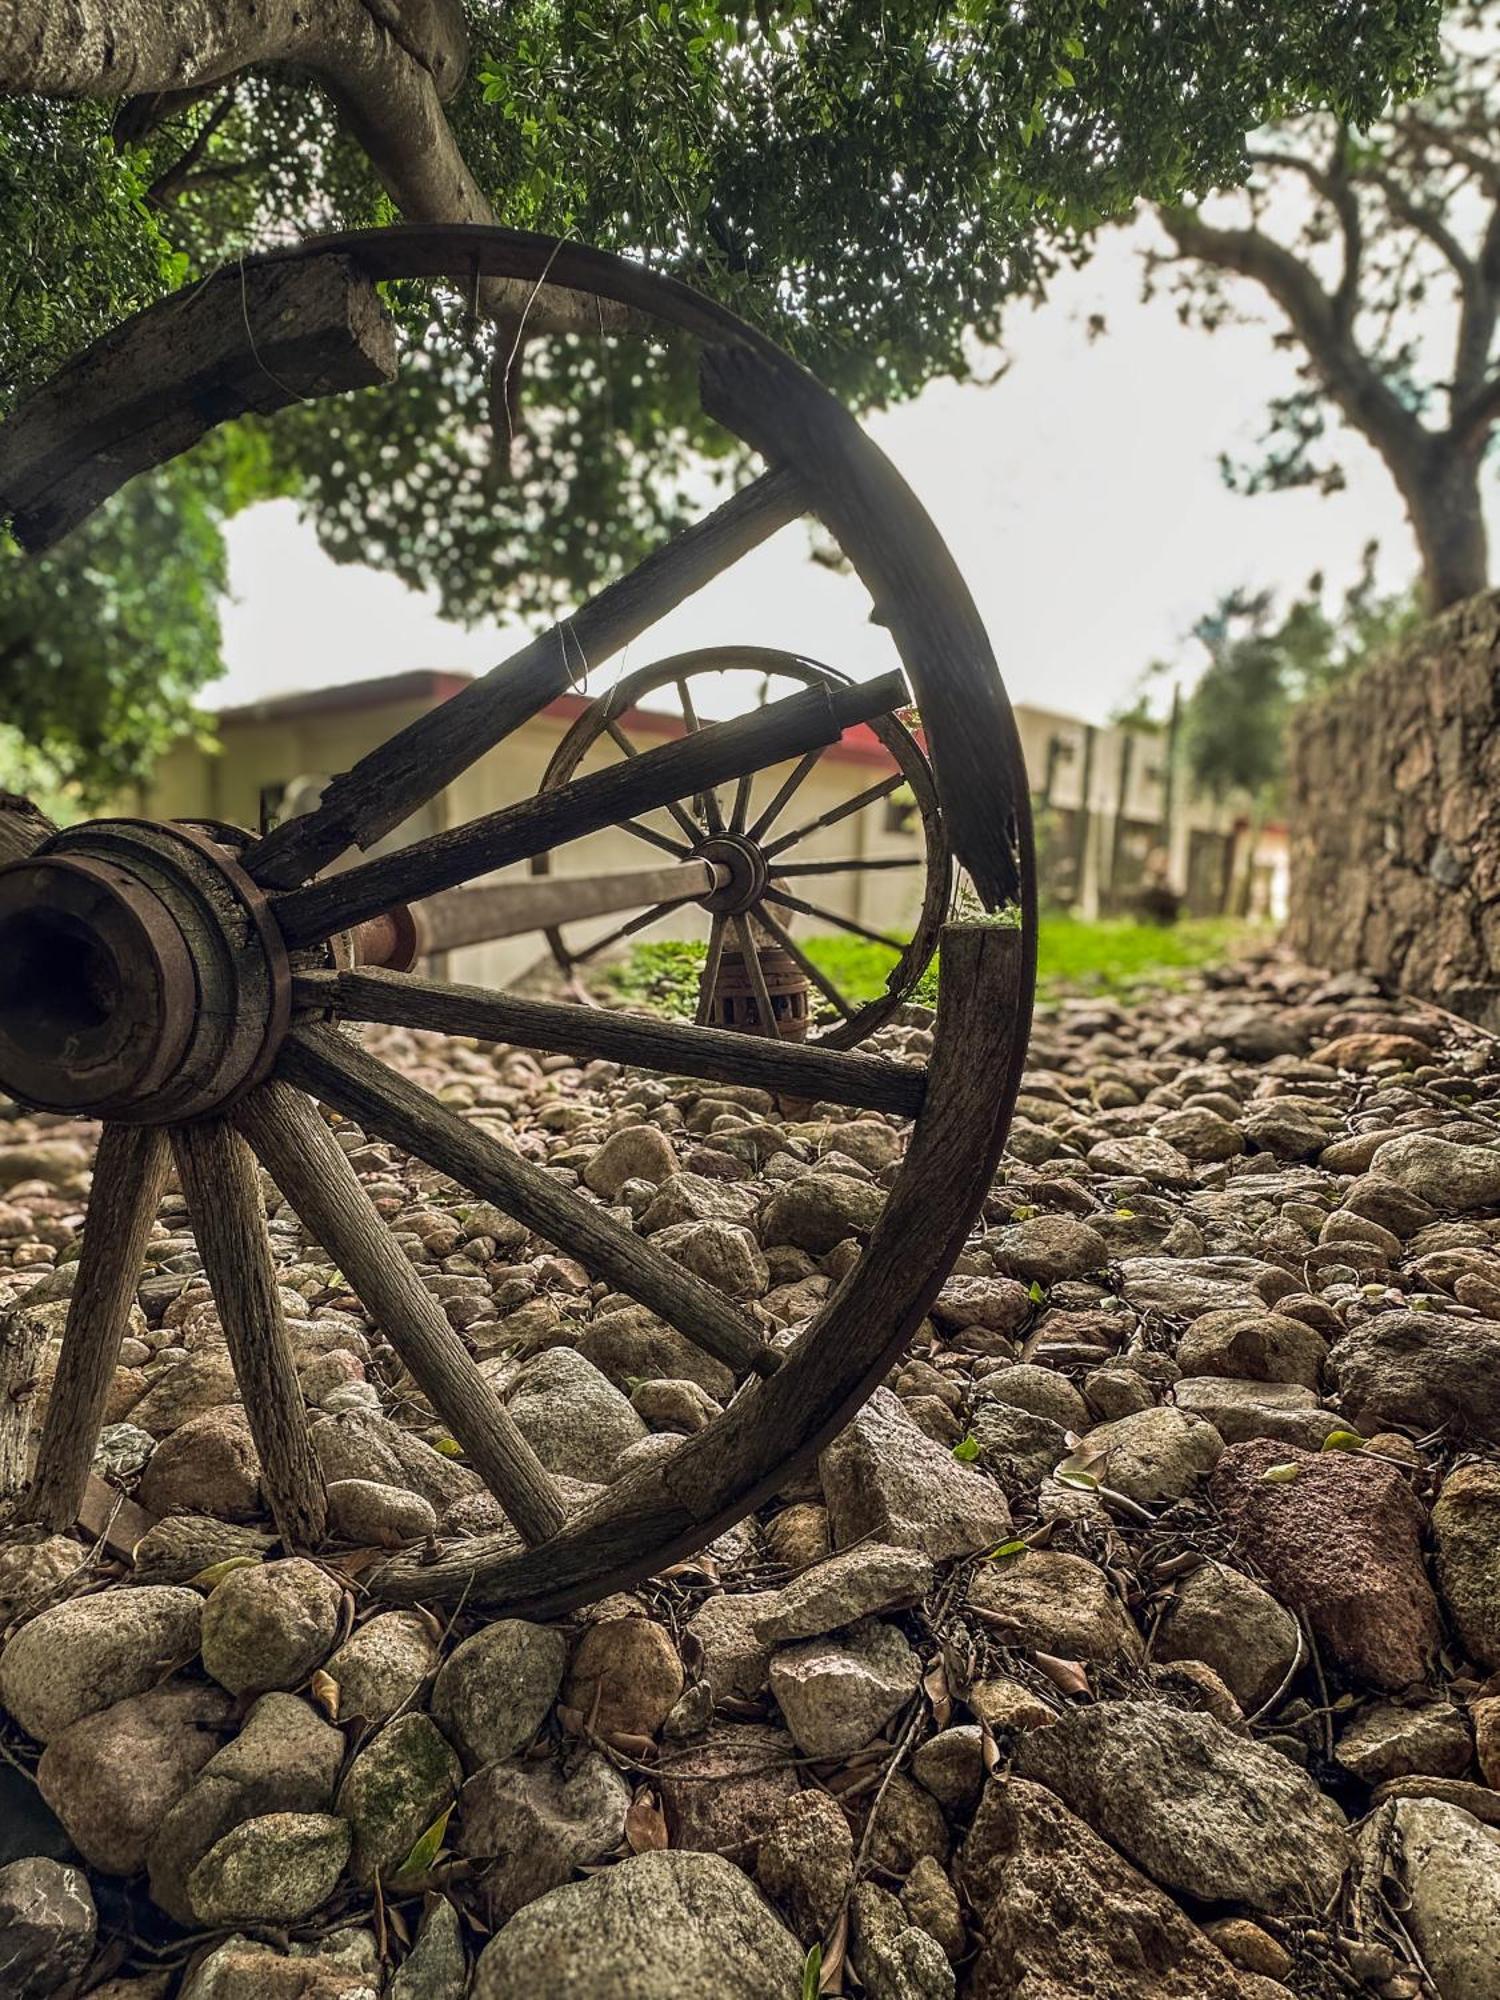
[603,913,1259,1023]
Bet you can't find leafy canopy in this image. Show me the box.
[0,1,1443,796]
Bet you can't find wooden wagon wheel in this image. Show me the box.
[528,645,950,1045]
[0,224,1036,1614]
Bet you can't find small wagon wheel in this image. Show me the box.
[528,645,950,1045]
[0,224,1035,1614]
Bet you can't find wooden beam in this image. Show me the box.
[242,467,806,890]
[270,671,907,949]
[279,1024,778,1383]
[234,1081,565,1546]
[0,258,397,551]
[292,966,928,1118]
[411,860,717,955]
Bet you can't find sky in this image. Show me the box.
[213,216,1489,730]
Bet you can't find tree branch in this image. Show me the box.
[1450,368,1500,454]
[0,0,640,342]
[1155,204,1426,474]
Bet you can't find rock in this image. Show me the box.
[470,1849,803,2000]
[1172,1375,1344,1449]
[1433,1462,1500,1668]
[1082,1365,1155,1420]
[862,1769,951,1876]
[1242,1101,1329,1160]
[337,1712,462,1886]
[578,1305,734,1401]
[1152,1105,1245,1161]
[179,1928,382,2000]
[125,1350,241,1436]
[683,1592,775,1704]
[1364,1797,1500,2000]
[649,1220,769,1299]
[849,1879,955,2000]
[911,1726,986,1813]
[0,1536,85,1624]
[200,1558,342,1695]
[902,1854,965,1963]
[37,1681,231,1873]
[989,1216,1109,1283]
[820,1389,1012,1560]
[1211,1439,1441,1689]
[325,1611,438,1723]
[657,1722,799,1859]
[966,1549,1142,1666]
[325,1478,438,1546]
[760,1173,885,1254]
[1087,1135,1194,1187]
[629,1377,720,1434]
[1177,1309,1327,1389]
[1336,1698,1472,1784]
[137,1406,262,1520]
[753,1545,933,1645]
[754,1788,853,1941]
[562,1614,683,1739]
[763,1502,830,1569]
[188,1812,350,1925]
[1329,1312,1500,1441]
[974,1364,1090,1432]
[147,1692,345,1923]
[638,1172,759,1233]
[457,1751,630,1920]
[1369,1133,1500,1212]
[0,1584,203,1741]
[961,1778,1251,1997]
[430,1620,566,1769]
[1081,1404,1222,1502]
[1153,1562,1300,1713]
[583,1126,679,1199]
[1203,1918,1291,1980]
[769,1618,920,1758]
[929,1274,1031,1336]
[389,1895,466,2000]
[1013,1700,1350,1911]
[0,1141,89,1187]
[0,1857,96,2000]
[505,1347,646,1478]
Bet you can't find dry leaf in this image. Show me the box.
[624,1788,670,1853]
[1032,1651,1091,1697]
[923,1653,952,1730]
[309,1669,341,1721]
[819,1904,849,1993]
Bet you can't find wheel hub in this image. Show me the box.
[696,832,768,914]
[0,820,291,1121]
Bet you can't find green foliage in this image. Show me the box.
[1182,552,1422,804]
[0,4,1443,781]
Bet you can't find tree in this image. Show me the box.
[1149,2,1500,612]
[1182,551,1421,804]
[0,2,1444,792]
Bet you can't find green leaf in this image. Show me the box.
[189,1555,263,1591]
[433,1438,466,1458]
[986,1538,1030,1562]
[392,1804,452,1884]
[952,1434,981,1462]
[801,1945,822,2000]
[1261,1461,1302,1483]
[1321,1429,1366,1452]
[1027,1280,1047,1304]
[1054,1467,1100,1491]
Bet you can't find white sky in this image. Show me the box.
[214,217,1493,728]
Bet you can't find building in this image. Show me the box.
[135,670,1286,989]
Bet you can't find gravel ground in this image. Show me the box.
[2,948,1500,1999]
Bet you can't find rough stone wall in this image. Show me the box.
[1286,590,1500,1029]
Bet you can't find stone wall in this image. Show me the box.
[1286,590,1500,1029]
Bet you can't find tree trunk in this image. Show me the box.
[1401,442,1491,613]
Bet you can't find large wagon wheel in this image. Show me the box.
[0,225,1035,1614]
[528,645,950,1044]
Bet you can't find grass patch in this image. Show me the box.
[603,913,1260,1023]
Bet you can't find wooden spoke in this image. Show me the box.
[695,913,729,1026]
[272,671,907,949]
[568,899,683,965]
[293,968,926,1119]
[763,884,904,950]
[745,747,823,844]
[280,1024,780,1382]
[768,854,923,877]
[20,1124,171,1533]
[677,677,725,835]
[243,467,805,890]
[762,770,907,859]
[619,817,694,860]
[729,772,754,837]
[604,720,703,846]
[732,912,779,1037]
[171,1119,327,1547]
[412,862,715,955]
[751,902,856,1021]
[234,1082,566,1546]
